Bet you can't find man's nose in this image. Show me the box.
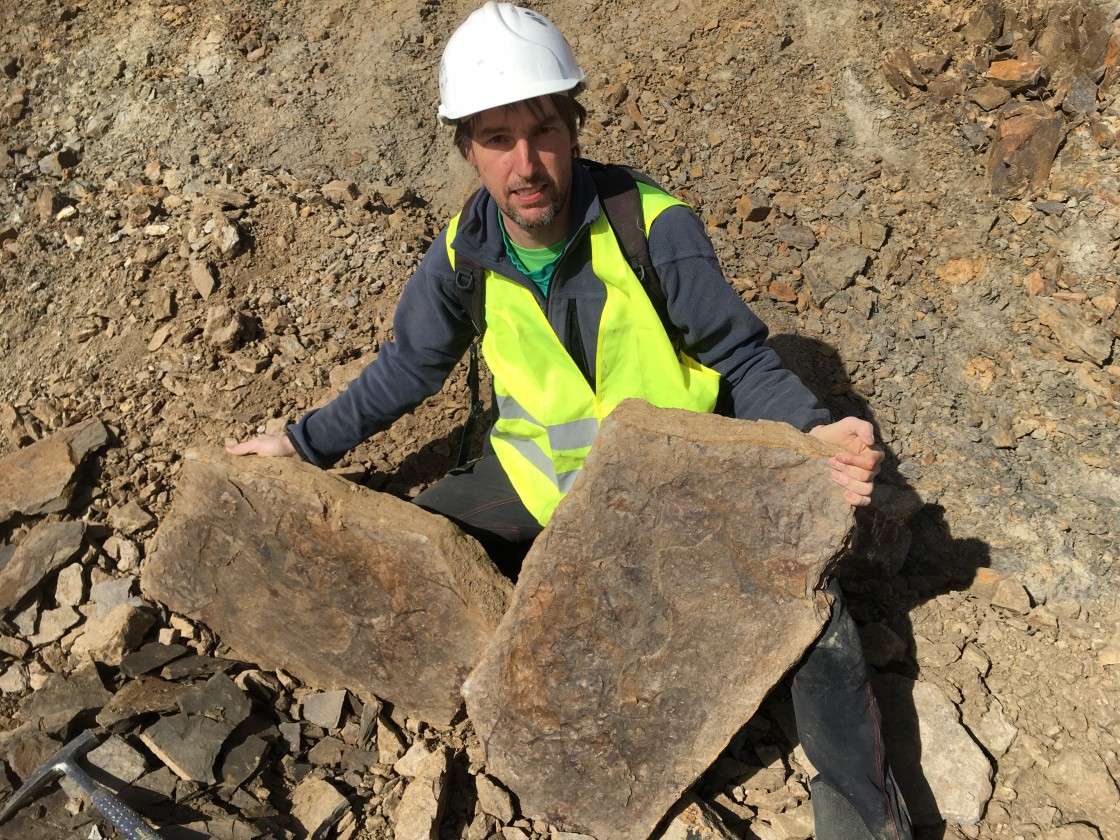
[511,138,540,175]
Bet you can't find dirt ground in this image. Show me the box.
[1,0,1118,838]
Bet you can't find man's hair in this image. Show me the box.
[453,93,587,159]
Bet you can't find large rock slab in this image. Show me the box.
[141,449,513,725]
[0,418,109,523]
[463,401,854,840]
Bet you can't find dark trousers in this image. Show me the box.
[413,455,912,840]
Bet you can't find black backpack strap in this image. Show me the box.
[581,159,682,349]
[451,188,488,466]
[453,188,487,338]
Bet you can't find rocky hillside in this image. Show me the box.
[0,0,1118,838]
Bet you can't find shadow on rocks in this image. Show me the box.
[363,425,472,499]
[712,333,993,835]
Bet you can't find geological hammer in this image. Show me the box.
[0,730,164,839]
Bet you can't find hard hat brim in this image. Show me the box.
[438,77,586,124]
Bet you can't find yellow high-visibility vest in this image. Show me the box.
[447,183,720,525]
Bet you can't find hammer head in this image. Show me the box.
[0,730,99,823]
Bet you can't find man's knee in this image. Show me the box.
[794,584,869,694]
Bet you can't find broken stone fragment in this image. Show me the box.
[0,724,60,782]
[190,260,218,299]
[474,773,516,823]
[300,688,349,729]
[291,776,351,840]
[179,672,252,727]
[119,642,189,678]
[89,578,134,616]
[0,520,86,617]
[973,699,1018,759]
[987,57,1043,91]
[394,741,435,779]
[70,603,156,666]
[162,653,240,681]
[142,448,512,725]
[32,604,82,646]
[0,417,109,523]
[211,215,241,255]
[735,192,771,221]
[376,714,408,765]
[220,732,270,789]
[882,47,928,97]
[139,712,237,784]
[987,103,1063,197]
[1061,74,1099,117]
[1043,747,1120,814]
[776,225,817,250]
[970,84,1010,111]
[18,663,112,735]
[873,674,992,826]
[395,746,452,840]
[35,186,62,221]
[203,305,247,351]
[87,734,149,786]
[463,401,854,840]
[97,676,192,731]
[37,149,79,177]
[322,179,360,204]
[1032,297,1115,365]
[201,187,252,210]
[802,246,871,306]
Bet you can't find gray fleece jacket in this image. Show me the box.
[288,162,831,466]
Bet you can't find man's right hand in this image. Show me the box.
[226,434,300,458]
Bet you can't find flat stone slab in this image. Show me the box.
[97,676,194,730]
[0,520,86,613]
[873,674,993,826]
[142,448,513,725]
[18,664,112,735]
[0,418,109,524]
[139,712,236,784]
[463,401,854,840]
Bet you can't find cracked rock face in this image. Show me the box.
[464,402,853,840]
[141,448,512,725]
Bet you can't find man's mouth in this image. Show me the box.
[509,182,547,205]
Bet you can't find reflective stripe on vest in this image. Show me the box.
[447,182,721,525]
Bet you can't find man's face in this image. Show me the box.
[464,97,578,249]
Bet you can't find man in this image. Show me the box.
[230,4,911,840]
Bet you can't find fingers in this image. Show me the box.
[225,434,298,458]
[827,446,882,507]
[829,467,876,503]
[225,440,258,456]
[842,486,873,507]
[828,449,883,481]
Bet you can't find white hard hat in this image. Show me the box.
[437,2,586,123]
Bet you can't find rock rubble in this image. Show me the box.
[1,0,1119,838]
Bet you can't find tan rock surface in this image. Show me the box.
[464,401,853,840]
[142,448,512,724]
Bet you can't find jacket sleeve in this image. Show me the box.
[287,229,477,467]
[647,205,833,432]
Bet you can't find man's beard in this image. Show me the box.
[501,176,568,233]
[504,198,562,231]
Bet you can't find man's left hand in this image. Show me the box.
[807,417,884,507]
